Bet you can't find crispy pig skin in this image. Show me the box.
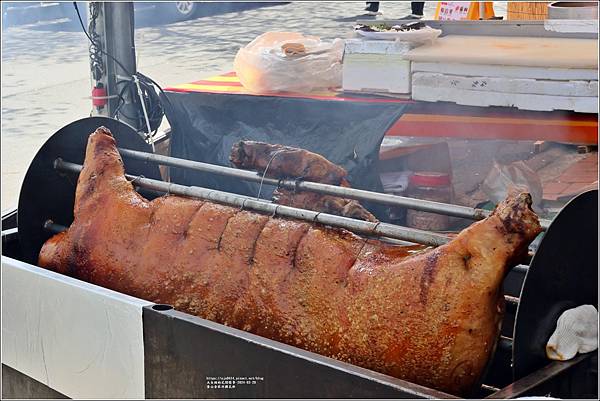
[230,140,377,222]
[230,140,348,184]
[39,127,542,396]
[272,188,379,223]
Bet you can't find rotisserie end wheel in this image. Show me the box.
[39,127,542,396]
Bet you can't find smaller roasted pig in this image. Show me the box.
[230,140,348,184]
[272,189,379,223]
[230,140,378,222]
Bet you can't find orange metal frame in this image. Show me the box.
[388,112,598,144]
[165,73,598,145]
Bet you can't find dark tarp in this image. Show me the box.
[162,92,408,220]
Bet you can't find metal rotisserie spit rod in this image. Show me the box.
[116,148,551,230]
[54,158,450,247]
[37,216,525,315]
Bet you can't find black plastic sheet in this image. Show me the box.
[162,92,408,220]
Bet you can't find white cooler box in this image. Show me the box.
[342,39,414,95]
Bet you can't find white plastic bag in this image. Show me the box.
[234,32,344,93]
[481,160,543,212]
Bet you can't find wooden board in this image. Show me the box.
[412,62,598,81]
[406,35,598,69]
[507,1,549,21]
[412,85,598,113]
[544,20,599,34]
[412,72,598,97]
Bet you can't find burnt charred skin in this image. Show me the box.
[419,250,440,305]
[39,127,542,396]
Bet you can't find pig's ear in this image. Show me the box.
[229,140,245,166]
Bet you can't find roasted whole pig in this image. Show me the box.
[39,128,542,396]
[230,140,378,222]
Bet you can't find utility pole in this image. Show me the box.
[87,2,140,131]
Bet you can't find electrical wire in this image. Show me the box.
[87,4,103,81]
[74,2,133,77]
[73,1,166,139]
[136,71,175,120]
[113,77,164,133]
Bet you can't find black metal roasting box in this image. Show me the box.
[2,117,597,399]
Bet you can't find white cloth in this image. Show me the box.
[379,171,411,193]
[546,305,598,361]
